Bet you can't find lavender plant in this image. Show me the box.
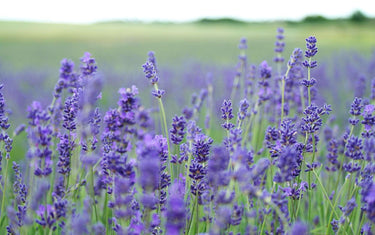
[0,30,375,235]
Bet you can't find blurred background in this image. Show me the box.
[0,0,375,127]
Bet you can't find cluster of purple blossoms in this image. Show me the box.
[281,181,308,200]
[26,101,53,177]
[361,182,375,223]
[169,115,186,145]
[325,139,340,171]
[302,36,318,68]
[287,48,304,69]
[54,59,78,97]
[258,61,272,103]
[80,52,98,77]
[301,36,318,89]
[361,104,375,137]
[238,37,247,65]
[221,99,235,130]
[237,98,249,125]
[142,52,165,98]
[0,84,12,162]
[274,27,285,63]
[274,146,301,183]
[6,162,28,234]
[301,104,331,134]
[349,97,363,126]
[166,181,186,234]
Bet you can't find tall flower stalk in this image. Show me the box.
[142,52,172,175]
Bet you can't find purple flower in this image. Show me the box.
[142,61,159,84]
[281,181,308,200]
[231,204,244,226]
[62,94,78,131]
[0,84,11,130]
[237,98,249,124]
[193,133,213,163]
[303,36,318,68]
[60,58,75,80]
[258,61,272,103]
[350,97,363,116]
[339,198,357,217]
[189,160,207,181]
[221,99,234,120]
[371,78,375,100]
[207,147,230,187]
[259,60,272,79]
[238,37,247,50]
[326,139,339,171]
[362,182,375,223]
[54,58,76,97]
[138,149,160,191]
[355,74,366,98]
[221,99,235,130]
[152,89,165,98]
[169,115,186,145]
[224,128,243,152]
[147,51,158,72]
[274,27,285,63]
[117,86,139,125]
[80,52,97,76]
[182,107,193,120]
[279,119,297,146]
[36,204,56,230]
[301,104,331,134]
[8,162,28,230]
[166,182,186,235]
[57,134,74,175]
[345,136,363,160]
[343,162,361,173]
[290,221,308,235]
[274,146,301,183]
[288,48,303,68]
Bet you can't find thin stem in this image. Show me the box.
[308,133,316,222]
[280,66,291,123]
[307,57,312,106]
[312,169,340,218]
[1,158,10,217]
[242,102,259,147]
[326,174,349,234]
[90,166,99,223]
[154,83,172,176]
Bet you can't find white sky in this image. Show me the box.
[1,0,374,23]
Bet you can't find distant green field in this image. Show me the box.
[0,21,374,71]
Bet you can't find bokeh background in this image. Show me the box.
[1,2,375,129]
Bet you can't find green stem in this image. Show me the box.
[89,166,99,223]
[308,133,316,222]
[103,191,110,231]
[1,158,10,218]
[307,57,312,106]
[312,169,340,219]
[154,83,172,176]
[242,102,258,147]
[326,175,349,234]
[280,66,291,123]
[300,86,306,112]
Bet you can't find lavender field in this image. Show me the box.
[1,21,375,234]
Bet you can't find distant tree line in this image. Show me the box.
[302,10,370,23]
[195,10,372,25]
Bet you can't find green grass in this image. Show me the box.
[0,20,374,71]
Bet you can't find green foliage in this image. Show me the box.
[302,15,329,23]
[195,17,247,25]
[349,10,369,23]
